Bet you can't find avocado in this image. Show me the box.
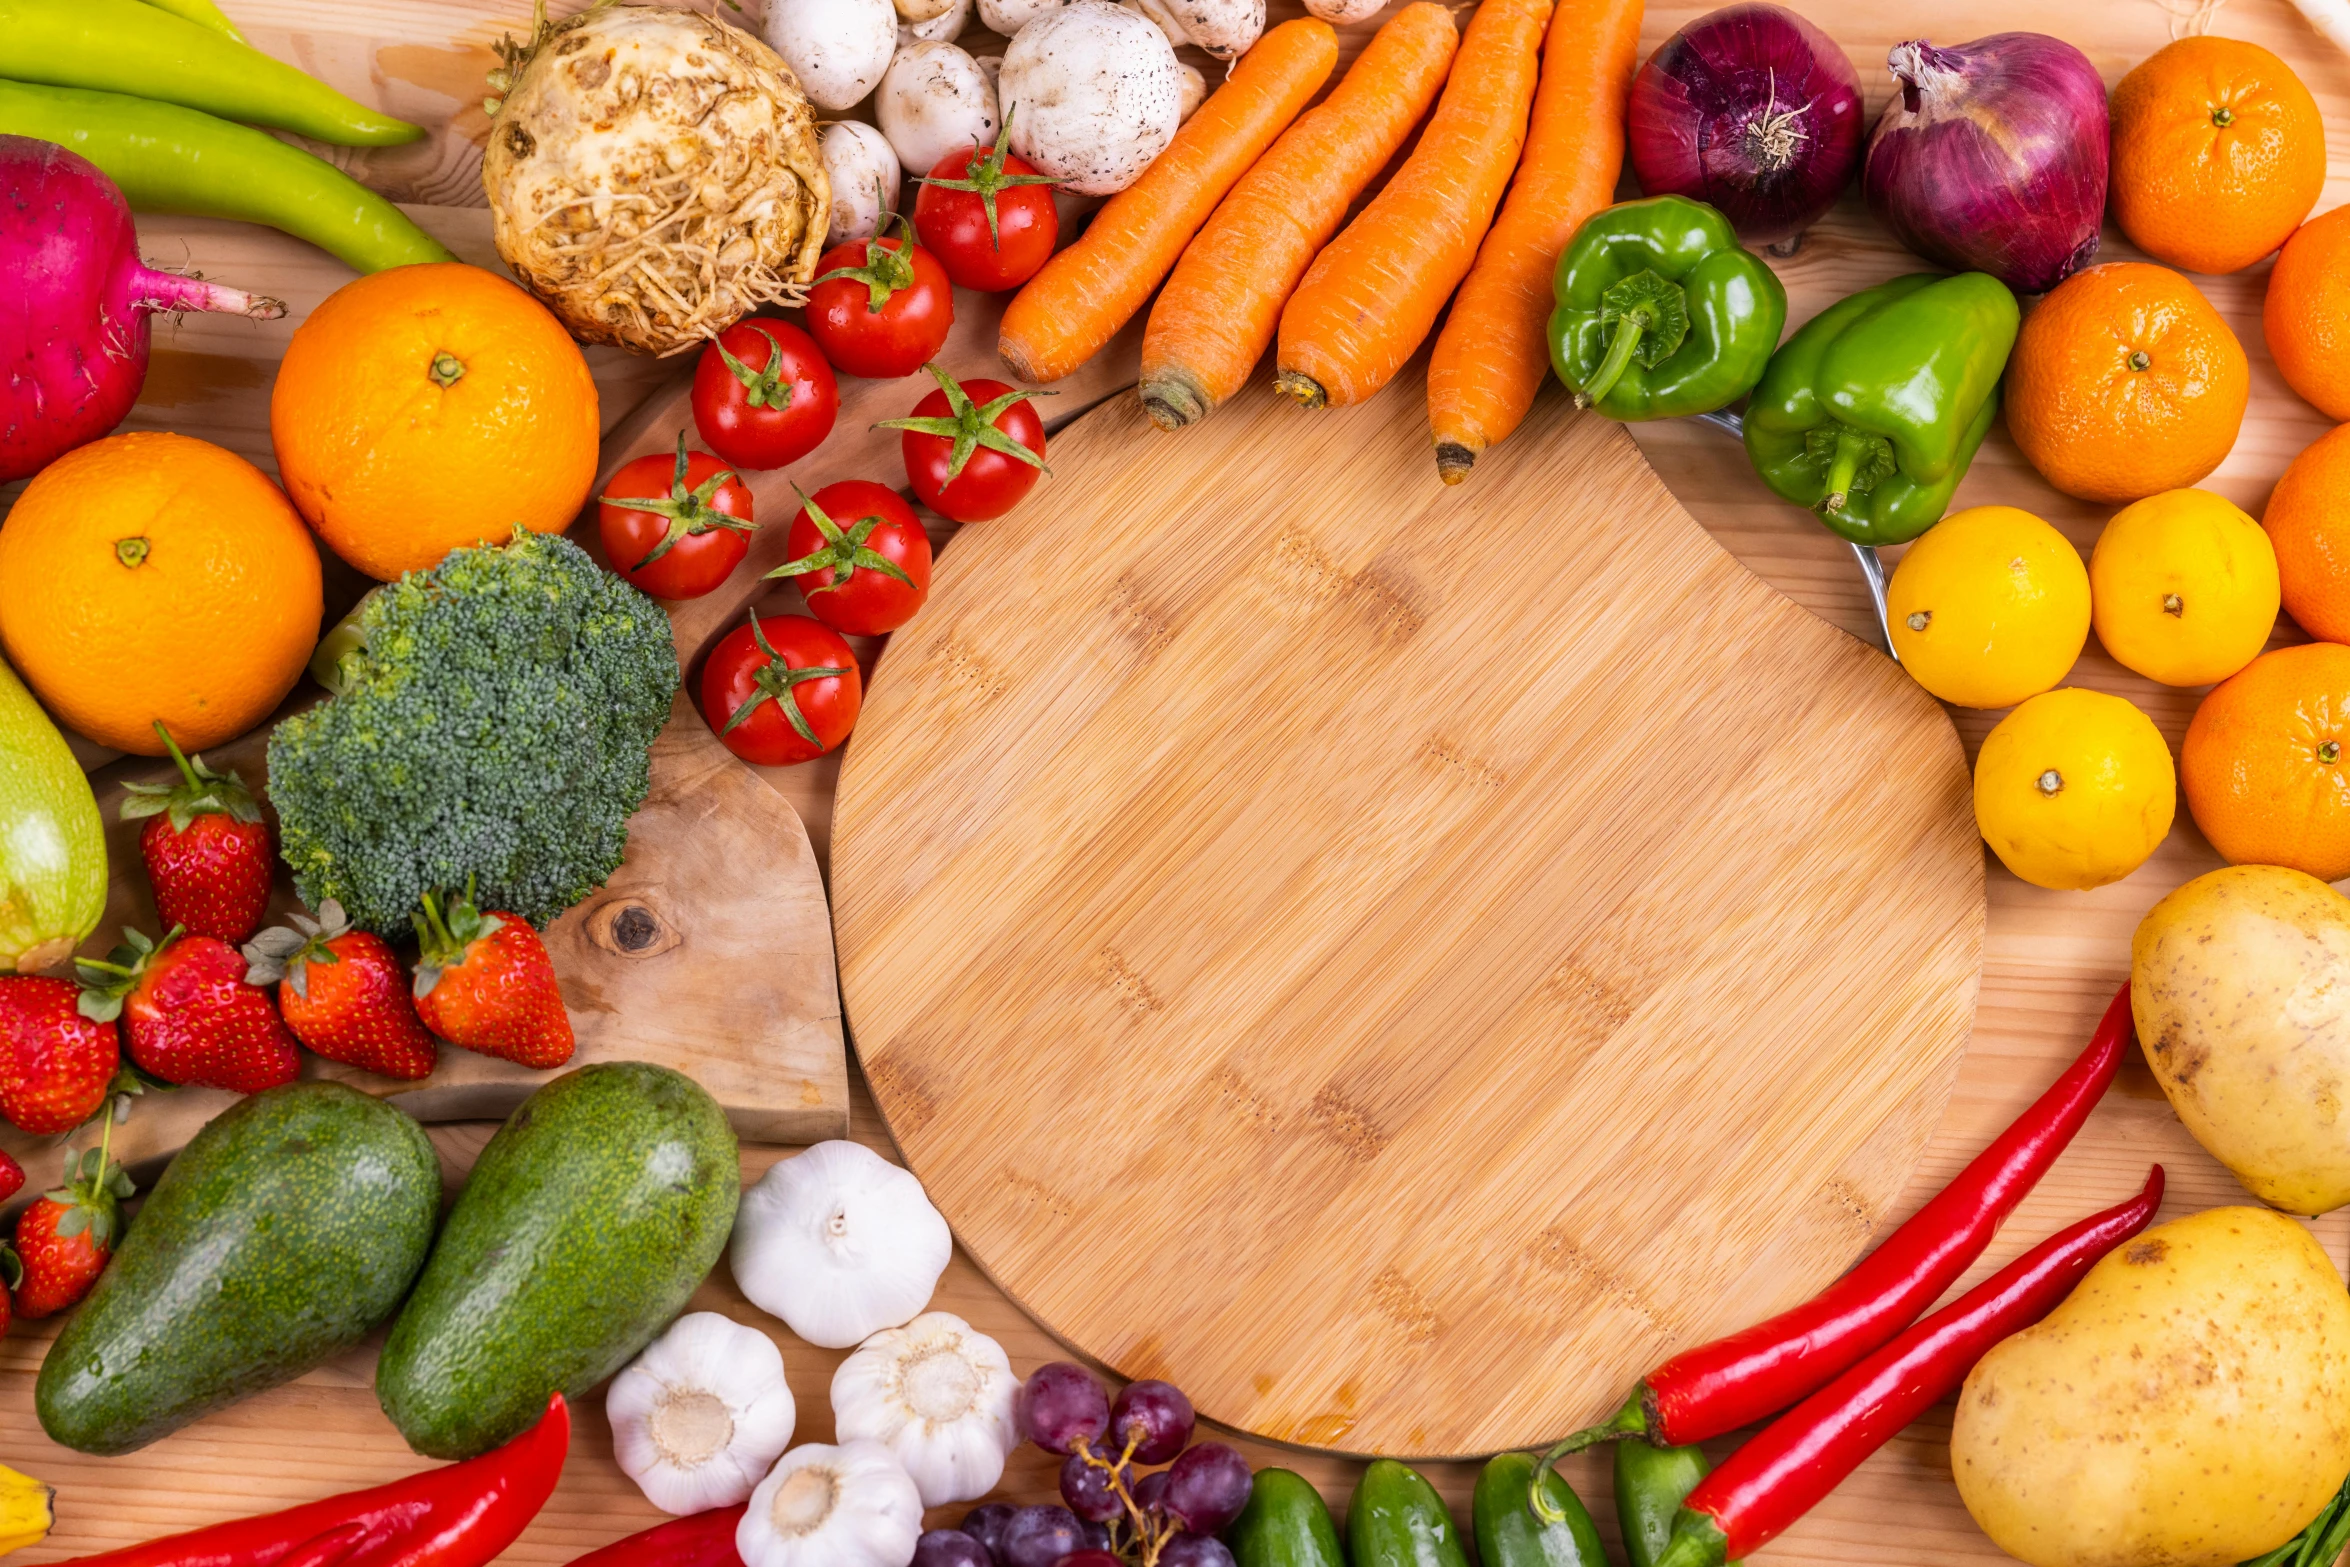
[37,1081,441,1455]
[376,1061,739,1458]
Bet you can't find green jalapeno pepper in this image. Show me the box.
[1547,195,1787,421]
[1228,1469,1345,1567]
[1616,1441,1740,1567]
[1474,1452,1603,1567]
[1348,1460,1467,1567]
[1742,271,2021,546]
[0,0,421,145]
[0,81,453,273]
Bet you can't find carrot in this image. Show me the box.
[1139,4,1461,431]
[1273,0,1553,411]
[1426,0,1642,482]
[999,18,1338,386]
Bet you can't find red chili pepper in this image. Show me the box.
[49,1393,570,1567]
[567,1506,746,1567]
[1541,981,2130,1486]
[1648,1165,2165,1567]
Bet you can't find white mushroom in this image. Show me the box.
[1122,0,1260,60]
[979,0,1070,39]
[764,0,900,111]
[899,0,973,45]
[1176,60,1205,121]
[876,40,1000,177]
[893,0,958,26]
[1301,0,1383,22]
[820,121,902,244]
[998,1,1182,196]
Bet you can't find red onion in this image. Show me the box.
[1864,34,2109,294]
[1627,4,1865,248]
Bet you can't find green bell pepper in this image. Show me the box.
[1742,272,2021,546]
[1547,195,1787,421]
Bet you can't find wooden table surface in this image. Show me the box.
[4,0,2350,1563]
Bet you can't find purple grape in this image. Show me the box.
[962,1505,1018,1563]
[1161,1444,1253,1536]
[1019,1363,1113,1456]
[1108,1381,1195,1465]
[1060,1453,1132,1522]
[1079,1524,1114,1556]
[1051,1554,1124,1567]
[1162,1537,1236,1567]
[918,1533,995,1567]
[1001,1506,1089,1567]
[1132,1470,1171,1516]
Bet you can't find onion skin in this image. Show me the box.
[1627,3,1863,248]
[1864,34,2108,295]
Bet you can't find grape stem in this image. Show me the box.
[1076,1431,1177,1567]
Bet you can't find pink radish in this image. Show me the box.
[1,135,285,483]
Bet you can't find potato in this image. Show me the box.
[1952,1206,2350,1567]
[2133,864,2350,1215]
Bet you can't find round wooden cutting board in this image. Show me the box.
[831,369,1985,1458]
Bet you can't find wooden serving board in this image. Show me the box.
[830,368,1986,1458]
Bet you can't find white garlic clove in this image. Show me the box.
[738,1440,925,1567]
[610,1311,800,1515]
[832,1312,1020,1507]
[732,1140,954,1350]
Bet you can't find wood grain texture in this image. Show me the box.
[830,369,1985,1457]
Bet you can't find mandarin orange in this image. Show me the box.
[270,262,599,582]
[2264,424,2350,644]
[2004,263,2247,505]
[2265,205,2350,422]
[2110,35,2325,276]
[2182,642,2350,881]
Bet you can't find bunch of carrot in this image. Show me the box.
[996,0,1644,481]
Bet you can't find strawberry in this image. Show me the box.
[0,1149,23,1206]
[14,1128,131,1321]
[119,723,274,946]
[244,901,437,1081]
[0,976,120,1134]
[78,927,300,1094]
[412,887,574,1069]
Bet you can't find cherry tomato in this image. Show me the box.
[699,611,862,767]
[806,217,955,380]
[882,364,1048,522]
[913,128,1060,292]
[691,319,839,470]
[770,480,933,636]
[598,433,756,600]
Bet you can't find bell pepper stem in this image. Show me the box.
[1578,313,1648,409]
[1651,1510,1731,1567]
[1819,427,1872,515]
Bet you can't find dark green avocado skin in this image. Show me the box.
[376,1061,739,1459]
[37,1081,441,1455]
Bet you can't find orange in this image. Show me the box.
[2182,642,2350,881]
[2263,424,2350,643]
[0,432,322,755]
[270,261,598,582]
[2110,35,2326,276]
[2265,205,2350,421]
[2004,262,2248,505]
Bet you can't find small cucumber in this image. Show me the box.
[1473,1452,1605,1567]
[1348,1460,1468,1567]
[1615,1442,1738,1567]
[0,656,104,973]
[1228,1468,1343,1567]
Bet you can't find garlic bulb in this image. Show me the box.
[610,1312,799,1515]
[738,1440,923,1567]
[733,1141,953,1349]
[831,1313,1019,1506]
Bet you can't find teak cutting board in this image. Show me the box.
[832,369,1987,1458]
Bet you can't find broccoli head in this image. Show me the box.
[267,533,679,934]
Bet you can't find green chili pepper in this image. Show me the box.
[0,0,421,146]
[1546,195,1787,421]
[1615,1442,1740,1567]
[136,0,243,40]
[1741,272,2021,547]
[1473,1452,1603,1567]
[0,81,454,273]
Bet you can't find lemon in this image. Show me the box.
[1974,688,2176,891]
[2089,488,2279,686]
[1887,506,2091,709]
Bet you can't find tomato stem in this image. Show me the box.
[814,213,921,313]
[721,610,852,750]
[599,432,755,570]
[765,486,918,596]
[717,328,797,410]
[875,362,1053,484]
[915,105,1059,253]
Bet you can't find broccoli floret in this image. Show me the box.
[267,534,679,934]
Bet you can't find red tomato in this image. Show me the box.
[698,612,862,767]
[772,480,933,636]
[805,220,956,380]
[913,135,1060,292]
[691,319,839,470]
[598,434,756,600]
[882,366,1048,522]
